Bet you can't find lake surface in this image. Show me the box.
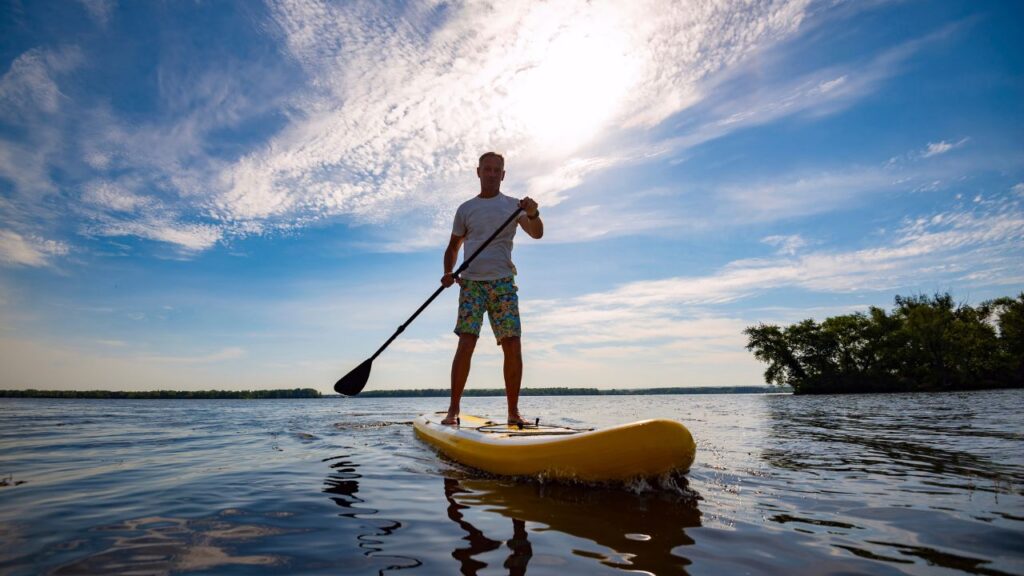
[1,390,1022,575]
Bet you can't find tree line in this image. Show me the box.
[744,293,1023,394]
[0,388,322,399]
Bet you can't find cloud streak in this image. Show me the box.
[77,0,116,28]
[84,217,223,252]
[922,138,969,158]
[0,230,69,267]
[0,47,82,119]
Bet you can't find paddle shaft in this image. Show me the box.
[368,207,524,361]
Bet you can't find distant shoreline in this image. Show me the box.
[0,386,785,399]
[0,389,322,399]
[347,386,788,397]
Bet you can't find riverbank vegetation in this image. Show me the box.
[0,388,322,399]
[744,293,1024,394]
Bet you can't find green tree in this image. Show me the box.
[744,323,809,390]
[991,293,1024,387]
[744,292,1023,394]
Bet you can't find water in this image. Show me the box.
[1,390,1022,575]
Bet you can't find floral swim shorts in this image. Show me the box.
[454,276,521,345]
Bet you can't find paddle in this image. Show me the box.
[334,207,524,396]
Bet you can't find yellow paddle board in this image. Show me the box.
[413,413,696,482]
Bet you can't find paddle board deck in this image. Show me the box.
[413,413,696,482]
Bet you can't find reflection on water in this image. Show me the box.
[323,454,703,575]
[446,476,702,575]
[46,514,285,575]
[445,478,532,576]
[323,454,422,573]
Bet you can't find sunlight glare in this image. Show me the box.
[508,7,640,156]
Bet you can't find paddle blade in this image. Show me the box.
[334,358,372,396]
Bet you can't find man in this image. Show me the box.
[439,152,543,426]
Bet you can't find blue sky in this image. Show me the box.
[0,0,1021,392]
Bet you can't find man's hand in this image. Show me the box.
[441,273,460,287]
[517,196,544,239]
[519,196,539,218]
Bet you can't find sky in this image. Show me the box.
[0,0,1022,393]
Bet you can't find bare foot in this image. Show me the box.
[507,414,529,426]
[441,414,459,426]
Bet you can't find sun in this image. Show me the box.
[506,6,641,156]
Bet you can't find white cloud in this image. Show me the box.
[83,150,113,170]
[78,0,116,28]
[1012,183,1024,196]
[547,204,686,243]
[663,31,949,161]
[0,230,69,267]
[0,48,82,204]
[921,137,969,158]
[673,143,1020,230]
[525,156,622,206]
[0,47,82,119]
[714,166,902,223]
[762,234,808,255]
[82,180,152,212]
[815,75,847,94]
[86,217,222,252]
[0,133,60,199]
[52,58,303,253]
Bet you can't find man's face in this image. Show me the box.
[477,156,505,190]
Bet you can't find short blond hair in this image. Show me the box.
[478,151,504,166]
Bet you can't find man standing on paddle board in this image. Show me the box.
[439,152,544,426]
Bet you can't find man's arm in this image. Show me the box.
[441,234,464,287]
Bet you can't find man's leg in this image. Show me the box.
[447,278,484,425]
[446,333,478,424]
[487,277,523,424]
[500,336,522,422]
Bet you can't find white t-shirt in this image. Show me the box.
[452,193,521,281]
